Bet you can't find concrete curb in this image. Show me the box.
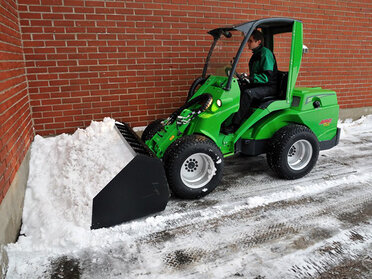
[0,150,30,279]
[340,106,372,120]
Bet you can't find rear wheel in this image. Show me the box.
[141,119,164,141]
[164,135,224,199]
[267,125,319,179]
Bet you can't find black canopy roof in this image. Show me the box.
[208,17,300,38]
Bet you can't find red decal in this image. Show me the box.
[319,118,332,126]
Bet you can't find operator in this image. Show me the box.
[223,29,277,134]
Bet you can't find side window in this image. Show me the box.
[207,30,247,77]
[273,32,292,72]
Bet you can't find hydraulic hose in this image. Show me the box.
[169,93,213,124]
[187,76,207,101]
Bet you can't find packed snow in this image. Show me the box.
[4,115,372,278]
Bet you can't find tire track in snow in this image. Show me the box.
[289,224,372,279]
[99,178,372,278]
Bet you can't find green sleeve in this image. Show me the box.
[253,72,269,83]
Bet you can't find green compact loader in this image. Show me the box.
[91,18,340,229]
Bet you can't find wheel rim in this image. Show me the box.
[180,153,216,189]
[287,139,313,171]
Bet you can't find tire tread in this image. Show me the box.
[141,119,164,141]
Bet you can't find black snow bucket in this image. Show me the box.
[91,122,170,229]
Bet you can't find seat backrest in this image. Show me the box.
[276,71,288,99]
[250,70,289,109]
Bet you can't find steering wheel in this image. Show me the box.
[225,59,250,84]
[225,66,250,85]
[225,66,242,78]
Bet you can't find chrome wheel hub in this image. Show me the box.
[287,140,313,171]
[180,153,216,189]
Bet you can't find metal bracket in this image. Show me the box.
[176,112,195,125]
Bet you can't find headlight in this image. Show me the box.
[216,99,222,107]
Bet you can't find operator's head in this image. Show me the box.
[248,30,264,50]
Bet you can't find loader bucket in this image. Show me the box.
[91,122,170,229]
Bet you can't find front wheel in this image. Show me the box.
[141,119,164,141]
[164,135,224,199]
[267,125,319,179]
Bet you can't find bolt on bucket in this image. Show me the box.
[91,122,170,229]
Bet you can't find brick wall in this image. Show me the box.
[16,0,372,137]
[0,0,34,203]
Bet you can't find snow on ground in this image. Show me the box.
[4,115,372,278]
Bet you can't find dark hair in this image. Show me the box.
[251,30,264,45]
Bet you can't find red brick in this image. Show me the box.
[51,6,73,13]
[85,1,104,7]
[63,0,81,6]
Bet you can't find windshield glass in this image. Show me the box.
[205,30,251,78]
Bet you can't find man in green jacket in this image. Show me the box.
[223,30,277,133]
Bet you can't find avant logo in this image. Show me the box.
[319,118,332,126]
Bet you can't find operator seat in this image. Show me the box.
[252,70,288,108]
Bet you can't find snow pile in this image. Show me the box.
[18,118,134,249]
[338,115,371,144]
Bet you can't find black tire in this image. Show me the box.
[164,135,224,199]
[141,119,164,141]
[266,150,274,169]
[267,124,319,179]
